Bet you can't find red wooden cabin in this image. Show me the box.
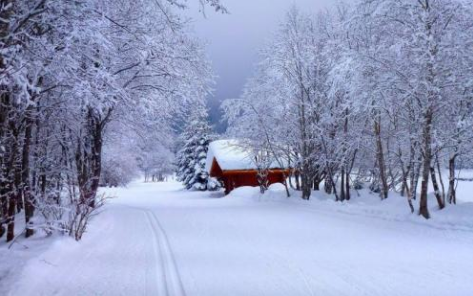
[206,140,290,195]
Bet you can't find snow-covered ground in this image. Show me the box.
[2,179,473,296]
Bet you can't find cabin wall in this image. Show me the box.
[221,171,288,195]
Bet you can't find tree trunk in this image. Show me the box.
[295,171,301,191]
[374,116,389,199]
[340,167,346,201]
[331,173,339,201]
[5,122,21,242]
[76,108,106,208]
[324,173,333,194]
[435,155,445,206]
[0,0,14,240]
[411,160,421,200]
[401,166,415,213]
[313,171,322,191]
[419,108,433,219]
[430,165,445,210]
[23,105,35,237]
[447,155,457,205]
[288,170,295,190]
[408,140,418,200]
[6,195,16,242]
[398,146,414,213]
[345,150,357,201]
[301,166,312,200]
[345,171,351,201]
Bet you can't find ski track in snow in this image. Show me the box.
[94,204,187,296]
[145,210,186,296]
[4,181,473,296]
[141,210,160,296]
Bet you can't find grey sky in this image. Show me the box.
[184,0,332,130]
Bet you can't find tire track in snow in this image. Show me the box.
[145,210,186,296]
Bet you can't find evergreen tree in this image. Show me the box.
[176,108,220,191]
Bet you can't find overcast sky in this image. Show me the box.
[184,0,332,130]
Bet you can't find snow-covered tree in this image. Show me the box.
[177,107,220,191]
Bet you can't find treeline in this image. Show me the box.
[0,0,220,242]
[224,0,473,218]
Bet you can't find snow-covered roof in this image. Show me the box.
[205,140,286,172]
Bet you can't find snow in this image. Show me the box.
[205,139,285,172]
[0,213,55,296]
[453,170,473,203]
[205,139,254,171]
[2,180,473,296]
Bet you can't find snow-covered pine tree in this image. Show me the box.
[176,128,195,185]
[177,107,220,191]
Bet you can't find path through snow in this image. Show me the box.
[6,181,473,296]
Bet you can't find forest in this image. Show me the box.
[223,0,473,219]
[0,0,223,242]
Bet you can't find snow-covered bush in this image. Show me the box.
[31,193,68,236]
[30,189,107,241]
[66,193,107,241]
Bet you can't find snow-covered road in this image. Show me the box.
[8,181,473,296]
